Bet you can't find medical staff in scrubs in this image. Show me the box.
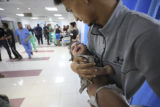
[53,30,57,46]
[49,24,53,42]
[15,22,32,59]
[27,25,37,52]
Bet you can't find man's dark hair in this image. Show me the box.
[17,22,22,25]
[53,0,62,5]
[70,22,76,28]
[2,23,8,28]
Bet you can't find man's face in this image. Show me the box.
[62,0,96,26]
[28,25,31,29]
[71,42,88,56]
[18,23,23,29]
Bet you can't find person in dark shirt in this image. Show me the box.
[2,23,22,60]
[0,27,13,61]
[34,24,43,45]
[43,25,48,40]
[69,22,79,42]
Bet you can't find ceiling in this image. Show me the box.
[0,0,75,22]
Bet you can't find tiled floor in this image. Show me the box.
[8,57,50,62]
[0,42,90,107]
[22,50,54,53]
[10,98,25,107]
[1,69,42,78]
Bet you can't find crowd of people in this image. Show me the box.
[0,21,80,106]
[0,21,80,61]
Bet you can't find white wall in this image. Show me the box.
[1,17,19,29]
[1,17,32,29]
[61,20,70,27]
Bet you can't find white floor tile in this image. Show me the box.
[0,42,89,107]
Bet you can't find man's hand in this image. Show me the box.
[25,39,28,43]
[0,37,4,41]
[25,35,31,43]
[71,57,114,79]
[6,36,12,40]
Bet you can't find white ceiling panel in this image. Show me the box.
[0,0,74,22]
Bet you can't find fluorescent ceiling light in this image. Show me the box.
[45,7,57,11]
[58,17,64,19]
[32,17,39,19]
[0,8,4,11]
[16,14,24,17]
[28,8,31,10]
[54,14,62,17]
[17,8,20,10]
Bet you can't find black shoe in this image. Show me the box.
[31,52,33,55]
[29,56,32,59]
[18,57,22,60]
[0,73,5,78]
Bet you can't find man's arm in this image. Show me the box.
[17,36,21,44]
[134,27,160,97]
[97,88,129,107]
[5,30,13,40]
[25,35,31,43]
[5,36,12,40]
[0,37,4,41]
[14,30,21,44]
[87,83,129,107]
[25,29,31,43]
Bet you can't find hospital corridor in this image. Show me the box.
[0,0,160,107]
[0,43,90,107]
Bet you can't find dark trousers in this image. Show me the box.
[37,34,43,45]
[0,41,12,60]
[46,34,50,45]
[8,41,22,58]
[44,34,47,40]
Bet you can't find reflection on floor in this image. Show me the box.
[10,98,25,107]
[1,69,42,78]
[8,57,50,62]
[0,43,89,107]
[22,50,54,53]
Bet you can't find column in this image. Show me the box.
[135,0,152,14]
[122,0,137,10]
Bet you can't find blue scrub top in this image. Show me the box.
[15,28,30,44]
